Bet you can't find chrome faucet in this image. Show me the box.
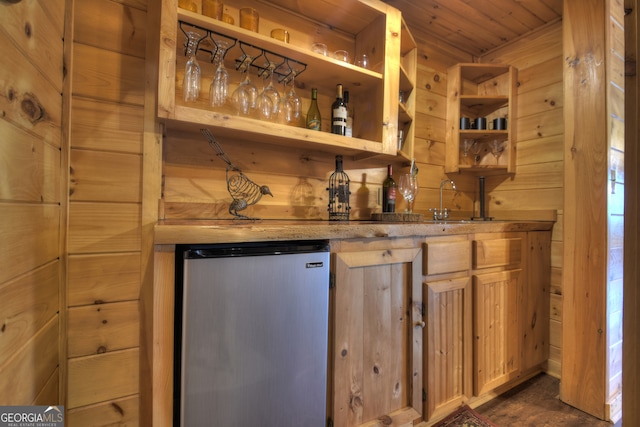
[430,179,456,220]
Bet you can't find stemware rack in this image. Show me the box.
[179,20,307,84]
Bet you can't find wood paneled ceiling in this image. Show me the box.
[383,0,563,57]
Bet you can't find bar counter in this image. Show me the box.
[155,219,555,245]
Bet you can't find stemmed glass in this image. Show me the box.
[398,174,419,213]
[490,139,505,164]
[231,55,258,116]
[209,39,231,108]
[279,71,302,126]
[256,63,280,121]
[470,140,484,165]
[462,138,474,164]
[183,31,203,102]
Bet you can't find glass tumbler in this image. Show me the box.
[202,0,223,20]
[240,7,259,32]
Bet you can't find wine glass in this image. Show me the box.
[209,39,231,108]
[183,31,203,102]
[398,174,419,213]
[490,139,505,164]
[280,72,302,126]
[231,55,258,116]
[461,138,474,163]
[470,140,484,165]
[256,63,280,121]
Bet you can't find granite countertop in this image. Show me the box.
[154,219,555,245]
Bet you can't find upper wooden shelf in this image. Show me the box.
[158,1,412,160]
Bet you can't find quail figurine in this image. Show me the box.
[201,129,273,220]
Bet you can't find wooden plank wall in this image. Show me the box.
[409,19,564,377]
[65,0,147,424]
[0,0,65,406]
[478,23,564,378]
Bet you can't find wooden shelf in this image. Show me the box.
[159,0,412,160]
[445,63,517,175]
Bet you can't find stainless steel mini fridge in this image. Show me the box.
[175,240,330,426]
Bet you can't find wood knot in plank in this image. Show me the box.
[378,415,392,425]
[97,345,107,354]
[21,93,47,124]
[111,402,125,416]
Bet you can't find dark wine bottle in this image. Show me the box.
[382,164,396,213]
[331,84,347,135]
[344,90,353,137]
[306,88,321,131]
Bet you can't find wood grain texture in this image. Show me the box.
[0,318,59,405]
[0,204,59,284]
[561,0,609,419]
[74,0,148,58]
[67,301,140,358]
[70,98,144,154]
[473,269,521,396]
[67,395,140,427]
[0,34,62,146]
[67,253,142,306]
[0,262,59,368]
[67,349,140,409]
[71,42,146,105]
[424,276,472,421]
[67,202,141,254]
[332,246,422,426]
[0,120,60,203]
[69,150,142,203]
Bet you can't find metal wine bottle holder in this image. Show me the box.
[179,21,307,84]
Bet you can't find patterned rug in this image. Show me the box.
[432,405,499,427]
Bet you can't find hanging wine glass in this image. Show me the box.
[284,71,302,126]
[256,62,280,121]
[183,31,203,102]
[231,54,258,116]
[209,39,231,108]
[490,139,505,164]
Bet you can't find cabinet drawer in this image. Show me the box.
[423,240,470,276]
[473,237,522,269]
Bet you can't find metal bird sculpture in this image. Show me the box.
[201,129,273,220]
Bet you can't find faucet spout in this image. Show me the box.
[433,179,456,220]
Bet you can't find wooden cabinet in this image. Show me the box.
[422,231,550,421]
[445,63,517,174]
[158,0,415,159]
[331,239,422,426]
[471,232,550,396]
[422,236,473,422]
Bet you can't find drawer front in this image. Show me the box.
[473,237,522,269]
[423,240,471,276]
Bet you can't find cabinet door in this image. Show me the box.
[424,277,472,421]
[473,269,521,396]
[332,247,422,427]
